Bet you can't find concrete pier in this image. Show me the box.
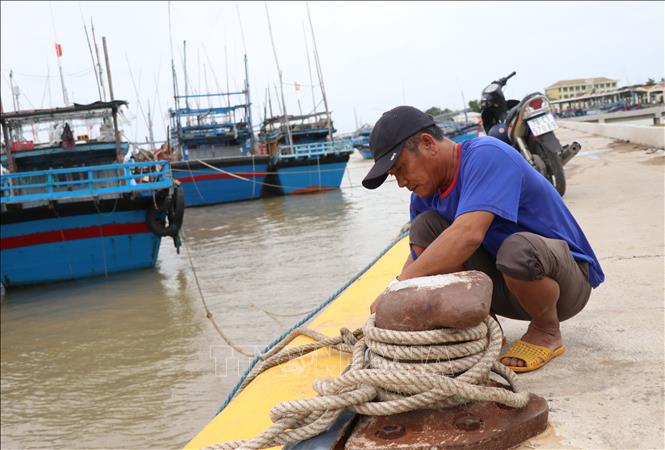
[508,128,664,449]
[559,119,665,148]
[566,105,664,124]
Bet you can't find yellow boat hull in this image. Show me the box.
[186,236,408,449]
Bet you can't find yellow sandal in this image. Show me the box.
[500,340,566,373]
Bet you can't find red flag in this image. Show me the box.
[55,43,62,57]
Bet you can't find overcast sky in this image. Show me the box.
[1,1,663,142]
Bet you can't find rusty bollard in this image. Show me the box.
[373,271,492,331]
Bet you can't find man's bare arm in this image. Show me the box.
[398,211,495,280]
[401,253,415,273]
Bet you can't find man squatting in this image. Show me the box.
[362,106,604,372]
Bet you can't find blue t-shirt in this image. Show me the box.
[409,136,604,288]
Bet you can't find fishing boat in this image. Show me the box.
[259,112,353,195]
[352,125,373,159]
[0,101,183,287]
[169,55,270,207]
[257,4,354,196]
[437,119,480,143]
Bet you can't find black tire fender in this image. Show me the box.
[146,185,185,237]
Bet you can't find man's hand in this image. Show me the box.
[399,211,495,280]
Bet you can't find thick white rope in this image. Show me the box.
[204,315,529,450]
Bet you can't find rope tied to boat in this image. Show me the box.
[205,315,529,450]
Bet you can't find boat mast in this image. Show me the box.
[264,2,293,148]
[167,1,179,150]
[267,87,274,120]
[9,70,20,111]
[235,2,253,150]
[302,23,316,113]
[50,2,69,105]
[82,18,103,101]
[244,54,254,152]
[91,19,106,101]
[183,41,190,115]
[203,64,211,109]
[0,99,17,172]
[147,102,155,149]
[306,2,333,141]
[55,47,69,106]
[102,36,122,161]
[196,48,201,116]
[224,45,232,124]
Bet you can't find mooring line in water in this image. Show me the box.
[184,159,207,203]
[171,166,348,176]
[260,307,315,319]
[194,159,339,191]
[180,228,255,357]
[179,159,399,192]
[216,230,410,415]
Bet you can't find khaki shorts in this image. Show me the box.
[410,210,592,321]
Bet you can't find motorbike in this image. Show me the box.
[479,71,580,196]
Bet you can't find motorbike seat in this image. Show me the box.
[506,93,545,131]
[504,101,520,130]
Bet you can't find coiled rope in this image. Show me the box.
[205,315,529,450]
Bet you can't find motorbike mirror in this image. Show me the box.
[483,83,501,95]
[499,71,517,86]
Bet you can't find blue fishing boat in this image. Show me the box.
[169,56,270,207]
[352,125,373,159]
[257,4,354,196]
[437,119,480,143]
[0,101,183,287]
[259,112,353,195]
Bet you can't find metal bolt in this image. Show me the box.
[374,424,405,439]
[454,415,483,431]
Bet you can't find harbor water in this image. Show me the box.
[0,154,410,449]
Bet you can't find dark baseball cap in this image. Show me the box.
[362,106,435,189]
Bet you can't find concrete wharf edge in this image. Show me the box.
[186,128,665,450]
[559,118,665,148]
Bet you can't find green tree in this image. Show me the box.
[467,100,481,113]
[425,107,445,116]
[645,78,656,86]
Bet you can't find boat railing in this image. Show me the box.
[276,141,354,159]
[1,161,173,205]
